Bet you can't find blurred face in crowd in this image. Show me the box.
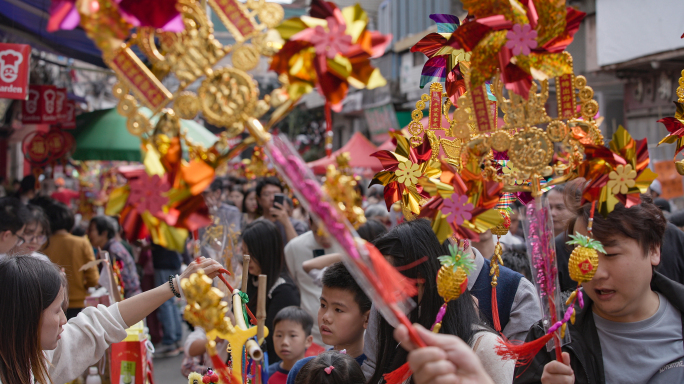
[244,191,258,214]
[258,184,282,216]
[242,242,261,276]
[230,190,244,211]
[575,219,660,323]
[13,221,47,253]
[87,221,108,248]
[0,225,25,254]
[548,189,573,235]
[509,209,520,236]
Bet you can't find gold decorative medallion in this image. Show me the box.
[198,67,259,127]
[508,127,553,175]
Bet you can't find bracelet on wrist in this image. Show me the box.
[169,275,181,298]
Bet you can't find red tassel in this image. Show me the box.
[492,286,502,332]
[383,362,412,384]
[209,348,240,384]
[495,332,554,366]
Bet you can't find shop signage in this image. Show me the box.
[0,43,31,100]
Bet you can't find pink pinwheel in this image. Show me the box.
[441,194,473,225]
[306,17,353,59]
[505,24,538,56]
[128,174,170,215]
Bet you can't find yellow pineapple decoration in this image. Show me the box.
[188,373,202,384]
[563,204,604,329]
[433,243,475,333]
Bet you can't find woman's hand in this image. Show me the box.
[394,324,494,384]
[180,257,222,280]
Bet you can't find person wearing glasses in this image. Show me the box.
[0,197,30,256]
[9,204,51,262]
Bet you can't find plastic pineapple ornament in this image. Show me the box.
[434,243,476,332]
[563,201,604,329]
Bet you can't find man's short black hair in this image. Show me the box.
[273,306,314,336]
[256,177,282,197]
[0,197,30,233]
[30,197,74,232]
[322,262,372,313]
[90,216,117,240]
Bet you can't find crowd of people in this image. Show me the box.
[0,173,683,384]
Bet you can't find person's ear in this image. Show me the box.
[0,230,12,243]
[362,309,370,330]
[305,335,313,349]
[649,246,661,267]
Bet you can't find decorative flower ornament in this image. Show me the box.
[441,194,473,225]
[370,131,440,215]
[308,17,352,59]
[607,164,636,194]
[128,173,170,215]
[395,161,422,187]
[657,101,684,158]
[579,126,658,216]
[505,24,538,56]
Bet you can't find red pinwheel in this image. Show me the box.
[657,101,684,159]
[369,131,440,215]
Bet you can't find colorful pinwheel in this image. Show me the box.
[447,0,585,97]
[369,131,440,215]
[579,126,658,217]
[657,101,684,159]
[419,160,503,243]
[410,14,471,103]
[270,0,392,111]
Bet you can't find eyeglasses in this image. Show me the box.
[25,234,48,245]
[14,235,26,247]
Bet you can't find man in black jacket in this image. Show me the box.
[515,196,684,384]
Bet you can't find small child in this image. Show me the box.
[267,306,314,384]
[293,350,365,384]
[286,262,372,384]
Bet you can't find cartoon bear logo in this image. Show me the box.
[0,50,23,83]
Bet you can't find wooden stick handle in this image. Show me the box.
[257,274,267,343]
[241,255,250,292]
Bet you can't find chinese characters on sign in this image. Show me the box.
[556,74,576,119]
[429,88,443,131]
[108,47,173,113]
[209,0,257,42]
[0,43,30,100]
[470,85,493,133]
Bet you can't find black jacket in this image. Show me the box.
[514,272,684,384]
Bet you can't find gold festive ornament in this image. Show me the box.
[437,244,475,303]
[566,233,604,283]
[322,158,366,229]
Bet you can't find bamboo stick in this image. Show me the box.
[241,255,250,293]
[257,274,267,344]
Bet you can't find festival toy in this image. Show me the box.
[270,0,392,155]
[657,34,684,174]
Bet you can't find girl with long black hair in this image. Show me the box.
[363,219,513,384]
[241,220,300,363]
[0,255,222,384]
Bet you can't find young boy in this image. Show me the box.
[285,262,372,384]
[267,306,314,384]
[515,195,684,383]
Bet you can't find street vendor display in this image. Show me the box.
[67,0,664,381]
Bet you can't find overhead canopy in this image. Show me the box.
[308,132,382,175]
[0,0,105,67]
[72,108,218,161]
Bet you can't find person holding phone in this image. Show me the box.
[256,177,308,245]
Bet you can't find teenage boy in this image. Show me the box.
[268,307,314,384]
[515,196,684,384]
[0,197,29,256]
[286,262,372,384]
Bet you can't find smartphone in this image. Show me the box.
[273,193,285,208]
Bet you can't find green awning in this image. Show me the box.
[71,108,218,161]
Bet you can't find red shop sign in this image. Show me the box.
[0,43,30,100]
[22,85,58,124]
[61,100,76,129]
[55,88,68,122]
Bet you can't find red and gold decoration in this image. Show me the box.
[369,131,440,218]
[578,126,657,217]
[657,67,684,175]
[418,160,504,243]
[270,0,391,155]
[321,152,366,230]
